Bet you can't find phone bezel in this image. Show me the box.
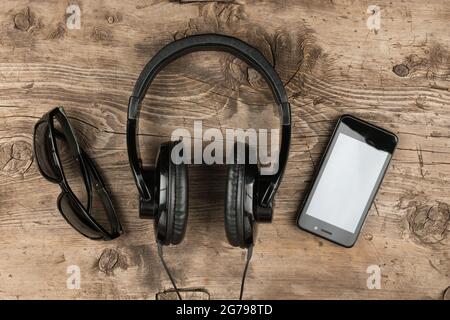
[297,114,398,247]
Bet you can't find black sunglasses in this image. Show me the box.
[33,107,122,240]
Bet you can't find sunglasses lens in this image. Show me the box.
[53,117,89,209]
[34,122,60,181]
[91,187,117,235]
[58,193,103,239]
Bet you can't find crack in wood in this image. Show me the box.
[416,145,425,178]
[156,287,210,300]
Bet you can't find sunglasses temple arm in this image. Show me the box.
[82,152,123,237]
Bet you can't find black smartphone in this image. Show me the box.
[297,115,398,247]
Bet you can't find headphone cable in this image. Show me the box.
[158,241,253,300]
[157,241,182,300]
[239,244,254,300]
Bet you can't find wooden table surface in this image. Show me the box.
[0,0,449,300]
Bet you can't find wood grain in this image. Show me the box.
[0,0,449,300]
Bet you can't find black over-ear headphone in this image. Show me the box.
[127,34,291,249]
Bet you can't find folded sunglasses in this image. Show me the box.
[33,107,122,240]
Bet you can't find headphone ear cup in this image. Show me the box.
[155,141,189,245]
[154,145,168,244]
[169,159,188,245]
[225,163,244,247]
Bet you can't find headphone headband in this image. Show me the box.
[128,34,290,125]
[127,34,291,217]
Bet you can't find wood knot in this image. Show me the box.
[226,57,248,89]
[173,31,186,41]
[105,12,122,24]
[247,68,262,87]
[98,248,119,275]
[0,139,33,176]
[393,64,409,77]
[407,202,450,245]
[91,26,113,41]
[13,7,34,32]
[364,233,374,241]
[399,44,450,83]
[215,3,246,27]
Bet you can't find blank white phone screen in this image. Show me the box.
[305,133,389,233]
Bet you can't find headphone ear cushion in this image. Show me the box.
[168,160,188,245]
[224,163,245,247]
